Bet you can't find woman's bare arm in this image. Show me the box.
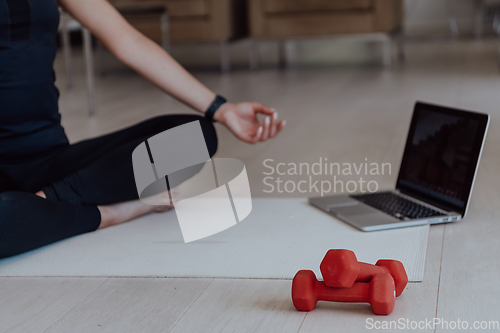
[58,0,215,112]
[57,0,284,143]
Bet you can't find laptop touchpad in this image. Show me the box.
[332,204,379,216]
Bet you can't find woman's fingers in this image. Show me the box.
[251,126,263,144]
[230,101,284,144]
[259,111,284,142]
[253,103,279,141]
[269,110,278,138]
[260,116,271,141]
[252,102,274,116]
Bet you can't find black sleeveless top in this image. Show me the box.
[0,0,68,160]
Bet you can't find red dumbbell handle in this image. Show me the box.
[315,280,370,303]
[356,262,387,282]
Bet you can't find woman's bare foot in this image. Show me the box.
[98,199,172,229]
[36,189,175,229]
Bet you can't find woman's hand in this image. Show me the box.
[214,102,286,144]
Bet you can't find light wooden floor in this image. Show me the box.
[1,39,500,332]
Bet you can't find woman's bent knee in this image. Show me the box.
[0,191,101,258]
[152,114,218,157]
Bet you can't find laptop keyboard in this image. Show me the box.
[350,192,445,220]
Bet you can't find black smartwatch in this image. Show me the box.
[205,95,227,122]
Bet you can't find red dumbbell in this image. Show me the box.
[320,249,408,297]
[292,270,396,315]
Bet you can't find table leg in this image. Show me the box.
[60,13,73,89]
[220,41,230,73]
[161,11,170,52]
[249,39,259,70]
[83,28,97,116]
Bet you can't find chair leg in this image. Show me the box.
[96,42,106,77]
[497,44,500,73]
[161,11,171,52]
[220,41,230,73]
[474,0,484,38]
[278,40,287,68]
[395,32,404,63]
[493,11,500,35]
[60,14,73,89]
[249,40,259,70]
[83,28,97,116]
[446,0,460,37]
[382,37,393,67]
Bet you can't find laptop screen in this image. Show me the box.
[396,102,489,213]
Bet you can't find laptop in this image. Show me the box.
[309,101,490,231]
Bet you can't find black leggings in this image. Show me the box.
[0,115,218,258]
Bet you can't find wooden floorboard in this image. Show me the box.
[0,278,106,333]
[44,278,213,333]
[435,210,500,332]
[168,279,306,333]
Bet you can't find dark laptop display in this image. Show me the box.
[397,102,489,214]
[310,101,489,231]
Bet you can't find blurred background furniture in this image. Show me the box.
[59,0,247,116]
[59,4,169,116]
[58,10,80,90]
[109,0,248,72]
[59,11,99,116]
[96,3,170,77]
[108,2,171,49]
[444,0,500,37]
[247,0,404,68]
[473,0,500,36]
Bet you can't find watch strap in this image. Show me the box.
[205,95,227,122]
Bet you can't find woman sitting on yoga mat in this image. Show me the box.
[0,0,285,258]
